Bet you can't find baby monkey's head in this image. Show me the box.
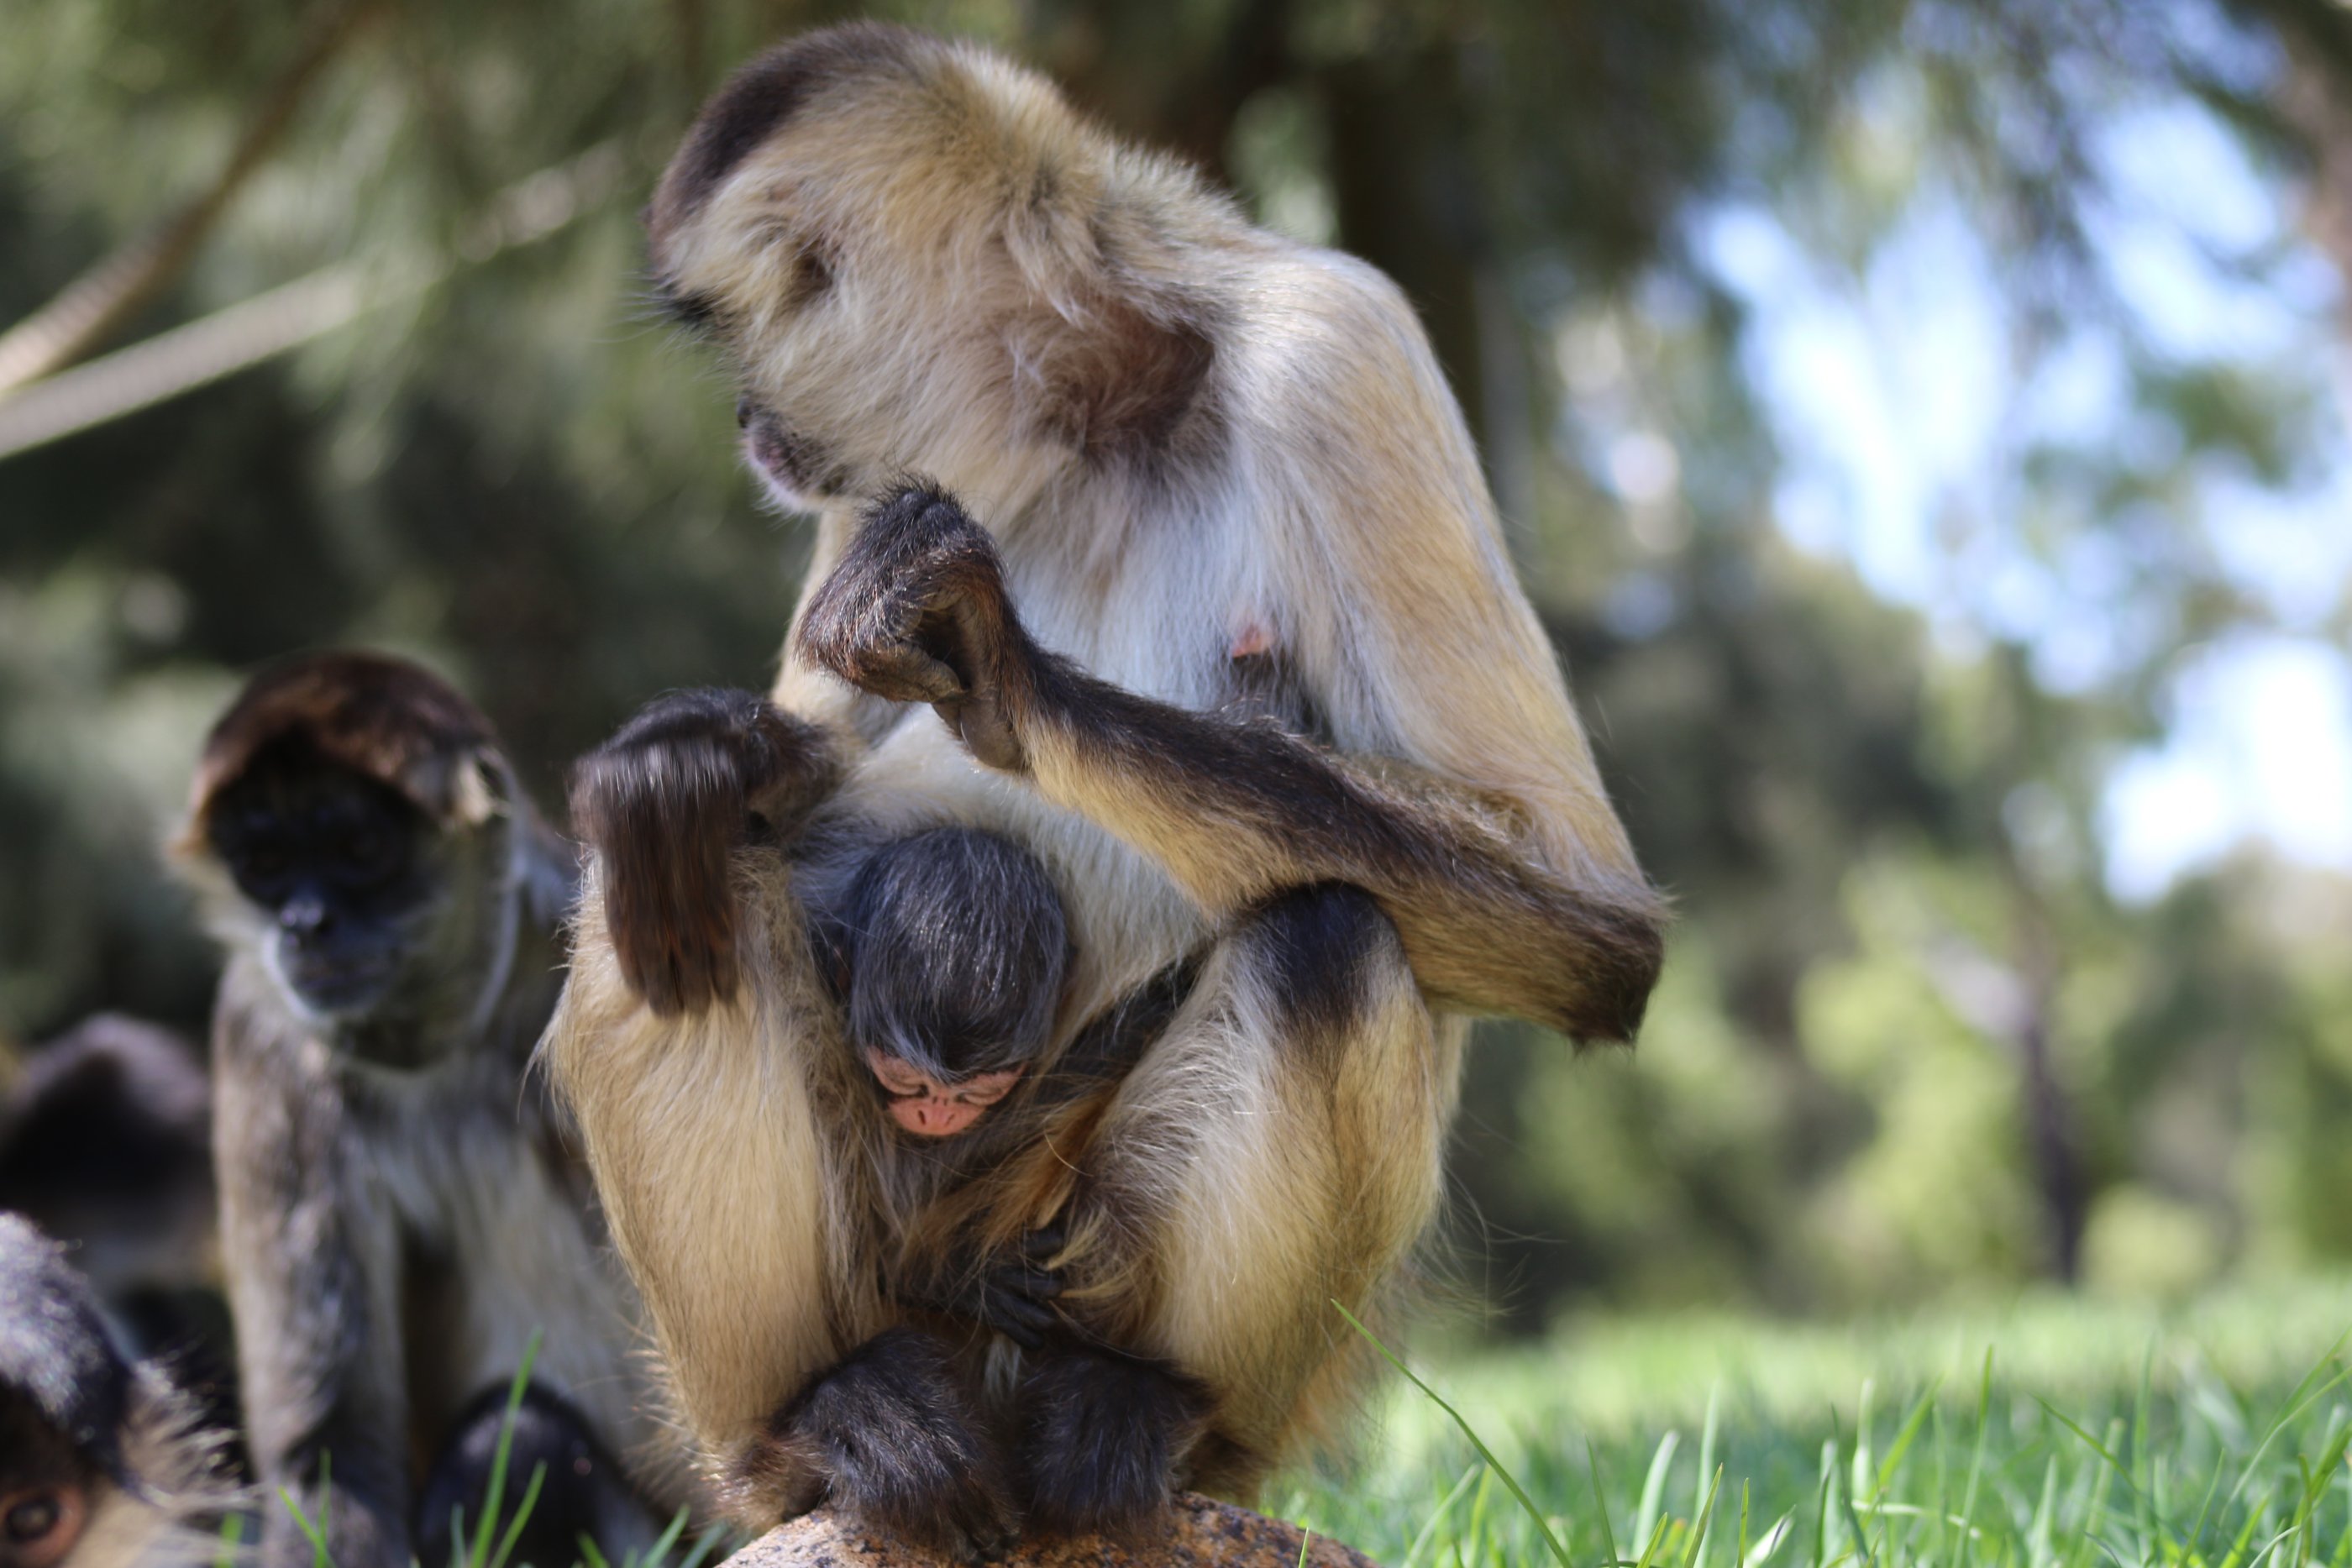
[843,828,1070,1138]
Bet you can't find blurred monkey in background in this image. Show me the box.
[0,1214,239,1568]
[177,652,684,1568]
[0,1017,230,1432]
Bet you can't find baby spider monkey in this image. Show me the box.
[821,826,1189,1360]
[832,827,1068,1145]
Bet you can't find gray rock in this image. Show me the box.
[723,1493,1379,1567]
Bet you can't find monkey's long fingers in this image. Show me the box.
[847,638,966,707]
[985,1289,1062,1346]
[1020,1219,1070,1267]
[601,826,738,1015]
[995,1263,1063,1303]
[992,1314,1046,1352]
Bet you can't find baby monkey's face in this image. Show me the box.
[864,1049,1026,1137]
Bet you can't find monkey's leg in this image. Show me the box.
[548,685,860,1519]
[1032,884,1462,1524]
[543,855,844,1520]
[213,983,412,1568]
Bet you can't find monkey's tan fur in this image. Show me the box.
[545,22,1663,1520]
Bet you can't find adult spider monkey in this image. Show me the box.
[547,24,1665,1559]
[177,653,686,1568]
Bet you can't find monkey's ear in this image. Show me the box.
[1039,293,1215,462]
[403,747,510,831]
[449,751,507,828]
[1000,165,1216,461]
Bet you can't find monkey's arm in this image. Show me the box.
[799,490,1664,1043]
[213,973,411,1568]
[571,690,845,1015]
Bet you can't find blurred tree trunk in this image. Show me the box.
[1325,50,1535,520]
[2009,899,2083,1282]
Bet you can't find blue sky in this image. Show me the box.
[1693,93,2352,899]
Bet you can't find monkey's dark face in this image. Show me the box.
[206,761,436,1020]
[0,1401,91,1568]
[863,1050,1024,1139]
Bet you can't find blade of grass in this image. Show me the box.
[1401,1462,1483,1568]
[1694,1389,1722,1568]
[1828,1415,1877,1568]
[1874,1383,1940,1501]
[1589,1444,1624,1568]
[1851,1383,1874,1507]
[1957,1349,1992,1568]
[490,1462,549,1568]
[1809,1440,1835,1568]
[633,1505,691,1568]
[1332,1302,1573,1568]
[1744,1511,1794,1568]
[1683,1469,1725,1568]
[674,1523,732,1568]
[1635,1432,1681,1558]
[470,1330,547,1568]
[1633,1513,1673,1568]
[279,1451,334,1568]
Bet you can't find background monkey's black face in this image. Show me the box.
[206,747,435,1019]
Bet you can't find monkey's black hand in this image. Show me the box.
[900,1222,1068,1350]
[797,482,1031,771]
[570,690,838,1016]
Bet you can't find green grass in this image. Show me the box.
[1277,1275,2352,1565]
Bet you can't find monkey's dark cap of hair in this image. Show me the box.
[185,650,504,833]
[846,827,1069,1081]
[0,1214,131,1475]
[647,22,931,254]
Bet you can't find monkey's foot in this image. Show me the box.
[738,1492,1375,1567]
[1016,1348,1211,1540]
[759,1328,1018,1563]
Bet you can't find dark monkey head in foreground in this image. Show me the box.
[549,19,1667,1562]
[0,1216,238,1568]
